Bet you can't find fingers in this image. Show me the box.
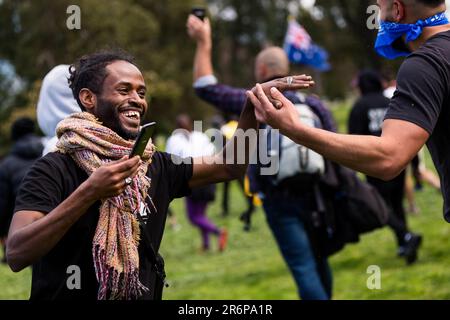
[269,87,292,106]
[254,83,273,109]
[273,75,315,92]
[187,14,205,30]
[116,164,140,182]
[110,156,140,172]
[246,90,262,109]
[268,97,282,109]
[291,75,315,88]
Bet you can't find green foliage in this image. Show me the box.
[0,0,214,137]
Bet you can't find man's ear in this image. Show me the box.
[79,88,97,111]
[392,0,406,23]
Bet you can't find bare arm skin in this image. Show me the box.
[248,85,429,181]
[187,14,213,82]
[7,156,141,272]
[189,76,315,189]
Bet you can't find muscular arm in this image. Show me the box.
[287,119,428,180]
[7,156,140,272]
[249,85,429,181]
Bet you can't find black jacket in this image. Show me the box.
[0,134,43,236]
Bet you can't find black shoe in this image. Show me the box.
[403,233,422,265]
[240,211,252,232]
[397,246,406,257]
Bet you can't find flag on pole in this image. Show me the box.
[284,19,331,72]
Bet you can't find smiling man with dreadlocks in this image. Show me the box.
[6,49,314,300]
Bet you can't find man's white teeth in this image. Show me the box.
[123,111,140,119]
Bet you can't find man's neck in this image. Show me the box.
[408,24,450,51]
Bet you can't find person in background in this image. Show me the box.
[219,116,257,231]
[187,14,334,300]
[37,64,81,155]
[0,118,43,263]
[166,114,228,252]
[348,70,422,264]
[382,70,441,214]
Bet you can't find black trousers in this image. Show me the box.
[367,171,409,246]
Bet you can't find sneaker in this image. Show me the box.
[218,229,228,252]
[403,233,423,265]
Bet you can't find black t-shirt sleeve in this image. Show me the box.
[154,152,193,200]
[14,156,64,214]
[384,54,448,135]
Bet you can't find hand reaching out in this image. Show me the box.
[251,75,315,109]
[246,84,303,133]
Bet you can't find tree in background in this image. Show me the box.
[0,0,404,154]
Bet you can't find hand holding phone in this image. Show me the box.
[130,122,156,158]
[192,7,206,21]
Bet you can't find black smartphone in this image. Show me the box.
[130,122,156,158]
[192,7,206,21]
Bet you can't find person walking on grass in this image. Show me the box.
[166,114,228,252]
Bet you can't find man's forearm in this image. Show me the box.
[221,99,258,178]
[7,183,98,271]
[189,100,257,188]
[285,124,399,180]
[193,41,213,82]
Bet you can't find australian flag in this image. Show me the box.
[284,19,331,72]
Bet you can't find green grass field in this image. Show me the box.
[1,103,449,300]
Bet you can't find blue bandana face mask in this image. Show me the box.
[375,12,449,59]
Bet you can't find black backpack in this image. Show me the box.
[308,161,390,257]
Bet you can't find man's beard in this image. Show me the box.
[96,97,139,140]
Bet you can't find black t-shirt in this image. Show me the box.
[349,92,390,137]
[384,30,450,223]
[14,151,193,300]
[349,92,406,189]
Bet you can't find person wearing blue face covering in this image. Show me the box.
[375,11,449,59]
[248,0,450,238]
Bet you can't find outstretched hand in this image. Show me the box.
[251,75,314,109]
[246,84,303,133]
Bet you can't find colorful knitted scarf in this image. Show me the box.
[55,112,156,300]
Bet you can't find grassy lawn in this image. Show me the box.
[1,102,449,300]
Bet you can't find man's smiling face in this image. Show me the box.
[93,60,148,140]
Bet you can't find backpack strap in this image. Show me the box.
[135,211,169,299]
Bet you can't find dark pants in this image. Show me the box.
[263,194,332,300]
[222,179,254,217]
[367,171,409,246]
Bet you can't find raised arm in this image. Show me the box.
[187,14,249,115]
[188,76,315,188]
[186,14,214,83]
[7,156,141,272]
